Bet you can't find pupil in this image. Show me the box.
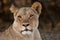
[18,16,21,18]
[30,15,33,17]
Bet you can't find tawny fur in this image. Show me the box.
[0,2,42,40]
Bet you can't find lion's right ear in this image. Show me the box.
[10,5,18,13]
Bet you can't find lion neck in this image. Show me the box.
[9,26,34,40]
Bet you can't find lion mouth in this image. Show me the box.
[21,29,33,35]
[21,28,33,32]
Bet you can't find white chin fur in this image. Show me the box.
[22,31,32,35]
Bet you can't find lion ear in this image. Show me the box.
[31,2,42,15]
[10,5,18,13]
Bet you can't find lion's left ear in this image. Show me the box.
[31,2,42,15]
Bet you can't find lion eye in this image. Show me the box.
[18,16,21,18]
[30,14,33,17]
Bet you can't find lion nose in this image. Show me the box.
[22,23,29,27]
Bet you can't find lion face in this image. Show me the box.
[10,2,42,35]
[13,7,39,35]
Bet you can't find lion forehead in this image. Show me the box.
[17,7,35,14]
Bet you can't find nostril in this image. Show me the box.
[23,24,25,26]
[23,24,29,27]
[26,24,29,26]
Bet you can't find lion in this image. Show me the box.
[0,2,42,40]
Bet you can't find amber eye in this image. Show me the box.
[30,14,33,17]
[18,16,21,18]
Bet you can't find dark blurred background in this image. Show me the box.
[0,0,60,40]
